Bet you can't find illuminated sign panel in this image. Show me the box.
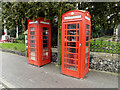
[85,16,90,21]
[29,21,38,24]
[64,15,81,20]
[40,21,49,24]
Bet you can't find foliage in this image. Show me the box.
[78,2,120,38]
[17,34,25,40]
[16,34,25,43]
[0,1,2,38]
[2,2,120,39]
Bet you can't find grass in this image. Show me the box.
[0,43,26,52]
[94,36,113,41]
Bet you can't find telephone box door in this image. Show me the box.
[28,24,38,65]
[41,24,51,65]
[62,21,81,78]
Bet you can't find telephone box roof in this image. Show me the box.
[62,10,91,18]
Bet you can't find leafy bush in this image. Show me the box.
[17,34,25,40]
[16,34,25,43]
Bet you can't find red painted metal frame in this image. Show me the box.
[61,10,91,78]
[28,18,51,67]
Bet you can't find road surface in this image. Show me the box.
[0,51,119,88]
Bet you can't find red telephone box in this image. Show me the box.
[61,10,91,78]
[28,18,51,67]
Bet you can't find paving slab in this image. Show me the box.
[0,51,119,88]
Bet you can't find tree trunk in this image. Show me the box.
[4,20,7,36]
[22,18,28,31]
[57,3,62,65]
[16,25,19,38]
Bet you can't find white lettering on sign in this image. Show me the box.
[40,21,49,24]
[64,15,81,20]
[85,16,90,21]
[29,21,38,24]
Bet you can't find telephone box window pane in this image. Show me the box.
[30,32,35,35]
[78,24,79,29]
[64,59,67,63]
[65,42,66,46]
[67,59,75,64]
[30,48,35,52]
[67,24,76,29]
[85,63,88,69]
[67,48,76,53]
[30,40,35,43]
[66,65,75,70]
[43,44,48,48]
[86,31,89,35]
[65,36,66,41]
[31,56,35,61]
[64,48,66,52]
[67,42,76,47]
[30,52,35,56]
[43,32,48,35]
[67,54,78,59]
[43,52,46,56]
[77,30,79,35]
[67,42,70,46]
[86,42,89,46]
[86,47,88,52]
[86,53,88,57]
[43,48,48,52]
[77,37,79,41]
[67,36,76,41]
[30,44,35,47]
[30,36,35,39]
[64,53,66,57]
[43,27,48,31]
[43,40,48,44]
[76,66,78,71]
[43,36,48,39]
[67,30,76,35]
[86,24,89,29]
[72,48,76,53]
[76,60,78,65]
[46,52,48,56]
[65,25,66,29]
[30,27,35,31]
[86,36,89,41]
[42,57,46,60]
[71,42,76,47]
[85,58,88,63]
[65,30,66,35]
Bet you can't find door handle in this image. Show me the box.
[79,43,81,47]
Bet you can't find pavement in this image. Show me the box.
[0,51,119,88]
